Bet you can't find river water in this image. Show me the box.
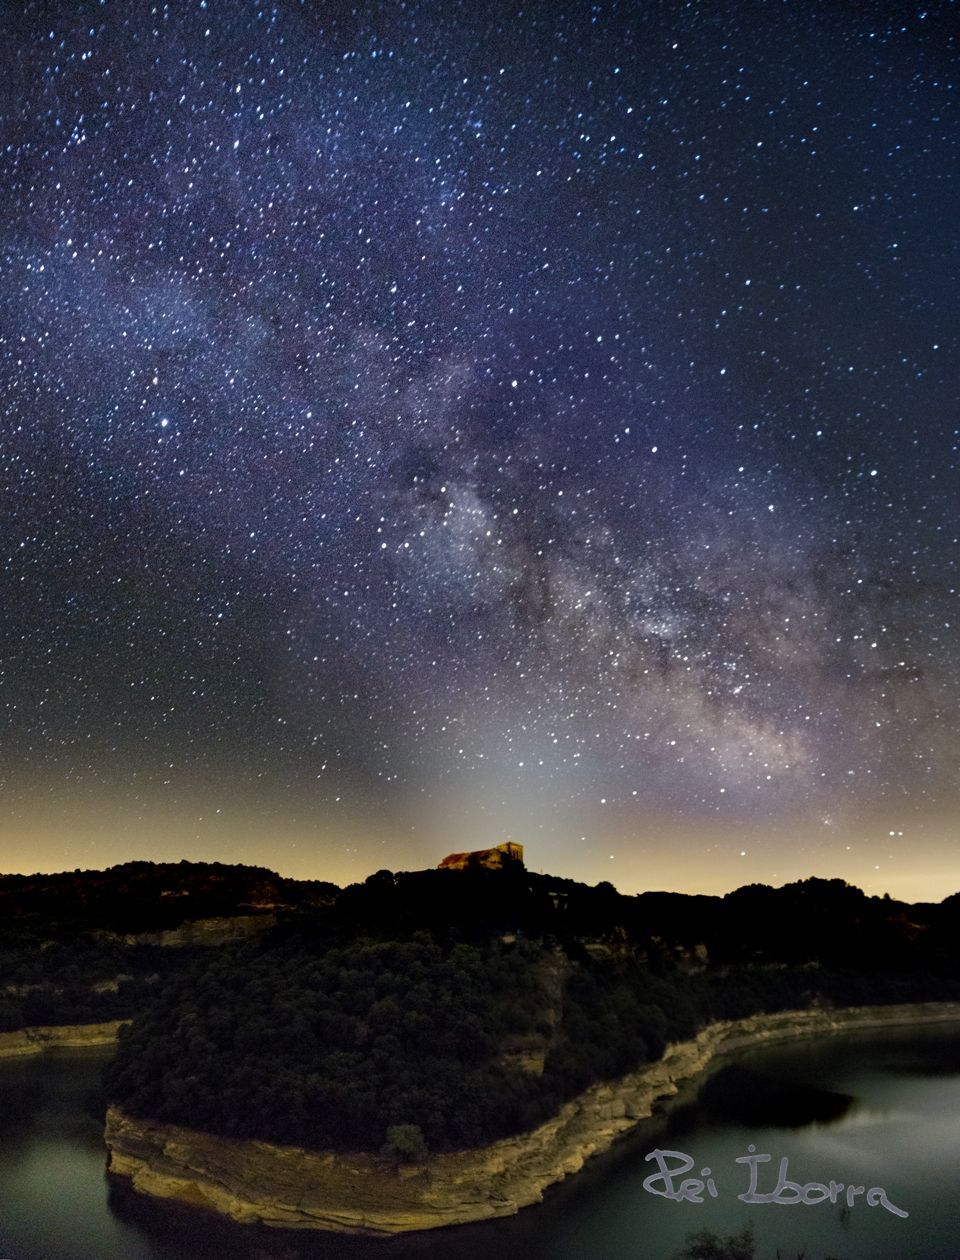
[0,1022,958,1260]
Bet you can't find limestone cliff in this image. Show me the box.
[0,1020,124,1059]
[98,913,277,948]
[104,1000,960,1235]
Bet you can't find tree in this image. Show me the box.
[381,1124,428,1164]
[673,1224,754,1260]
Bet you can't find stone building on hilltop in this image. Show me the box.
[438,842,524,872]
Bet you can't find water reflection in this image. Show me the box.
[1,1025,959,1260]
[694,1066,854,1128]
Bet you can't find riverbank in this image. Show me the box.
[103,999,960,1236]
[0,1020,125,1059]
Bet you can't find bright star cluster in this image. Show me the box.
[1,0,957,897]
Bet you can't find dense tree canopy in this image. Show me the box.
[104,868,960,1154]
[105,935,559,1150]
[4,859,960,1154]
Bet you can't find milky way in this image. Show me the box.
[1,1,957,894]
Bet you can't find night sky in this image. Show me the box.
[1,1,957,898]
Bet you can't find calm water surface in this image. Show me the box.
[1,1023,959,1260]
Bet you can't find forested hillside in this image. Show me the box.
[101,863,960,1156]
[0,860,337,1030]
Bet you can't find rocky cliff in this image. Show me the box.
[104,1000,960,1235]
[0,1020,124,1059]
[116,913,277,948]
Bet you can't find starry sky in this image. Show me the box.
[1,0,957,899]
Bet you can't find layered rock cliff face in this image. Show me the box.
[99,913,277,948]
[104,1000,960,1235]
[0,1020,124,1059]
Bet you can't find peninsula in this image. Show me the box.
[3,853,958,1234]
[92,852,960,1234]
